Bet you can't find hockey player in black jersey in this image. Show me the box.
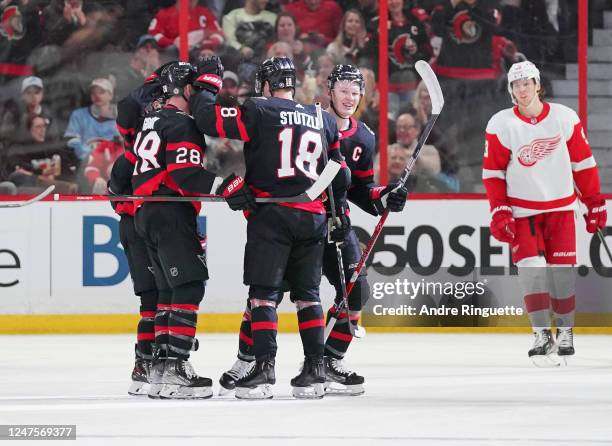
[130,61,255,399]
[189,56,350,399]
[217,65,409,396]
[109,68,166,396]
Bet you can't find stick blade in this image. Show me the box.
[415,60,444,114]
[305,159,341,200]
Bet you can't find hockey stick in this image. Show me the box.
[316,102,355,337]
[323,60,444,342]
[0,185,56,208]
[51,161,342,204]
[574,187,612,265]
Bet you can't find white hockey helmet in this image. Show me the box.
[507,61,540,104]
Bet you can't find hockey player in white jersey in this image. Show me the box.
[482,61,606,366]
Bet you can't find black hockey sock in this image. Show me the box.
[296,301,325,357]
[250,300,278,360]
[137,290,158,357]
[237,300,254,361]
[168,282,204,360]
[154,289,172,354]
[324,305,355,359]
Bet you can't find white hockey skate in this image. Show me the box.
[324,356,365,396]
[556,328,575,365]
[528,329,560,367]
[219,358,254,396]
[158,359,213,399]
[147,358,166,399]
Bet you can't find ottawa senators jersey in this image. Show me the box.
[191,91,346,214]
[131,105,217,213]
[483,102,601,218]
[339,117,379,216]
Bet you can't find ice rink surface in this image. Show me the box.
[1,333,612,446]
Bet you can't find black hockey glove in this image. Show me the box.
[193,55,224,95]
[328,201,350,243]
[371,183,408,214]
[217,174,257,214]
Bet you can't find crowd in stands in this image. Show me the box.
[0,0,581,195]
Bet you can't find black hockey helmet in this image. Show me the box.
[159,61,197,99]
[327,64,365,95]
[254,57,296,95]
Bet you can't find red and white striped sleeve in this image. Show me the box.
[482,117,511,212]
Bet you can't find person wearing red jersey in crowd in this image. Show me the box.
[432,0,501,176]
[365,0,431,110]
[482,61,606,367]
[148,0,224,52]
[284,0,343,46]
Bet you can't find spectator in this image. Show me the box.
[42,0,97,46]
[18,76,56,139]
[6,115,78,193]
[148,0,224,52]
[273,12,309,70]
[0,99,20,194]
[266,40,292,58]
[110,34,161,100]
[83,139,123,194]
[380,112,455,193]
[326,9,368,64]
[222,0,276,60]
[221,71,240,99]
[354,66,380,144]
[64,77,119,161]
[355,0,378,24]
[0,0,44,84]
[431,0,501,171]
[284,0,343,46]
[387,145,409,183]
[365,0,431,104]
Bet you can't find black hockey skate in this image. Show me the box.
[235,356,275,400]
[291,355,325,399]
[528,329,560,367]
[158,359,213,399]
[324,356,365,396]
[556,328,574,363]
[219,358,254,395]
[128,358,151,396]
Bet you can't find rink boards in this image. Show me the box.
[0,196,609,333]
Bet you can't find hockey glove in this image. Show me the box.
[328,205,350,244]
[193,55,224,95]
[490,206,516,243]
[371,183,408,214]
[217,174,257,214]
[583,195,607,233]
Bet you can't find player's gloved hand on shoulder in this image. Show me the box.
[583,194,607,233]
[217,174,257,214]
[193,55,224,95]
[371,183,408,214]
[490,205,515,243]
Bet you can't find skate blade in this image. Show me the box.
[235,384,273,400]
[530,354,561,368]
[218,385,235,396]
[292,383,325,399]
[147,383,164,399]
[128,381,150,396]
[159,384,213,399]
[324,381,364,396]
[558,354,573,366]
[353,325,367,339]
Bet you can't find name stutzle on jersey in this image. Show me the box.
[482,102,600,217]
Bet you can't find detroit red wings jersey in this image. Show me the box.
[483,102,601,218]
